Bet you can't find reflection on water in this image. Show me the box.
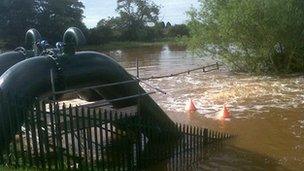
[152,144,289,171]
[107,44,304,170]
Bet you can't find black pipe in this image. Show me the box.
[62,27,104,102]
[0,28,99,102]
[0,27,105,103]
[0,51,178,151]
[0,51,27,75]
[0,28,41,76]
[0,56,57,152]
[63,27,86,55]
[25,28,41,53]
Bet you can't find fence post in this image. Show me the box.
[98,109,105,170]
[104,110,109,170]
[62,104,71,169]
[48,103,58,169]
[54,103,64,170]
[11,95,19,168]
[17,97,26,168]
[68,104,77,169]
[75,106,83,170]
[81,106,88,169]
[93,108,99,169]
[35,100,46,169]
[203,129,208,147]
[29,103,39,168]
[87,107,94,170]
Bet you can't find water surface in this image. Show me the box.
[107,44,304,170]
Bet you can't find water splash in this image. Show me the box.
[142,70,304,120]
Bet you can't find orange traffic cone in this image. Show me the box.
[185,99,197,112]
[221,105,231,118]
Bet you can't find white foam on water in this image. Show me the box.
[140,66,304,121]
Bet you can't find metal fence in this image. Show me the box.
[0,99,231,170]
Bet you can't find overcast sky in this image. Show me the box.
[82,0,200,28]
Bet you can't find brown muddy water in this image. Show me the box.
[105,44,304,171]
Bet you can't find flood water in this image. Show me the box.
[105,44,304,170]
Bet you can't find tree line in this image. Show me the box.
[188,0,304,73]
[0,0,86,47]
[0,0,189,49]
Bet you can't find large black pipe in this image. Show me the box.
[62,27,104,102]
[0,51,178,151]
[0,28,100,102]
[0,51,28,74]
[24,28,42,53]
[0,28,41,75]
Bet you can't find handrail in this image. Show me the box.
[53,79,138,95]
[140,62,221,80]
[88,91,156,109]
[51,63,221,96]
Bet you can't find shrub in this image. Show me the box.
[188,0,304,73]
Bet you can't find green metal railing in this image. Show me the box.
[0,97,231,170]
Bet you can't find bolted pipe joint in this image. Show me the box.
[63,27,86,55]
[25,28,42,55]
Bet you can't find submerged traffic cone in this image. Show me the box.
[185,99,197,112]
[221,105,231,118]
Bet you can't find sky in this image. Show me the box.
[82,0,200,28]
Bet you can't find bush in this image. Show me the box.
[88,26,115,45]
[167,24,189,38]
[188,0,304,73]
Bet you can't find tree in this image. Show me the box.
[88,27,114,45]
[167,24,189,38]
[96,17,124,40]
[0,0,36,46]
[0,0,86,47]
[188,0,304,73]
[35,0,86,44]
[116,0,160,40]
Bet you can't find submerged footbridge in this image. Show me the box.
[0,27,178,152]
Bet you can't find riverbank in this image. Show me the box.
[0,38,187,52]
[81,38,186,52]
